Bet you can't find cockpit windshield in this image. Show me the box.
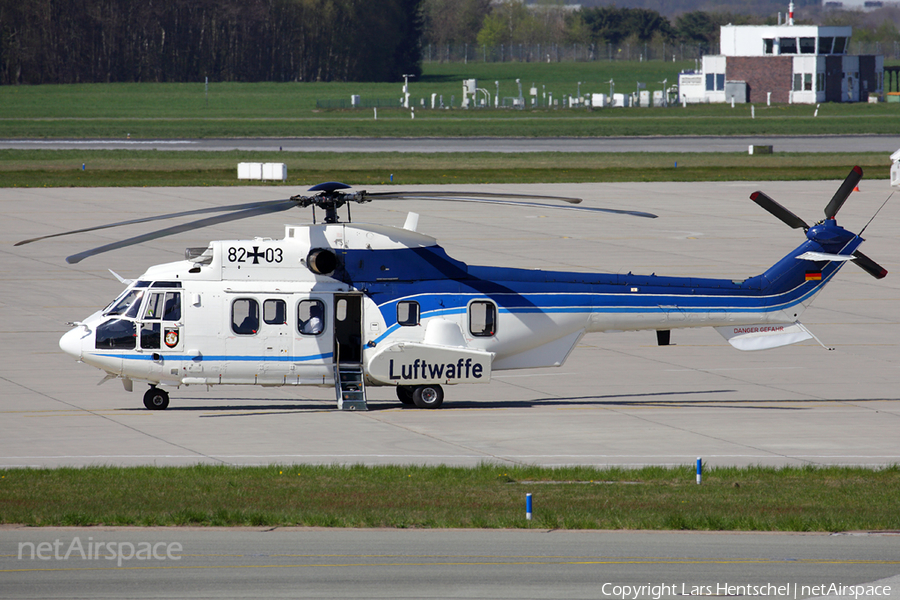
[104,289,145,318]
[102,281,180,318]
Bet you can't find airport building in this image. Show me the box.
[678,20,884,104]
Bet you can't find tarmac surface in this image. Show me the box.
[1,527,898,599]
[1,179,898,470]
[1,134,899,153]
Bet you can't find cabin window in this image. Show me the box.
[819,37,833,54]
[833,37,847,54]
[264,299,286,325]
[232,298,259,335]
[397,301,420,326]
[468,301,496,337]
[96,319,136,350]
[298,299,325,336]
[763,38,774,54]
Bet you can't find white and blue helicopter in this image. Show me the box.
[17,167,886,410]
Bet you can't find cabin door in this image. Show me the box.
[333,294,363,366]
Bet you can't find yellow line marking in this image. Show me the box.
[3,556,897,573]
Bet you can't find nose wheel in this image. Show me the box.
[143,386,170,410]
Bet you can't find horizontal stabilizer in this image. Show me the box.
[715,322,812,351]
[796,251,855,262]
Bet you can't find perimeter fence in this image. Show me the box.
[422,40,900,63]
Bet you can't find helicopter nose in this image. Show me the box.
[59,326,86,360]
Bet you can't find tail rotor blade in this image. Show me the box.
[750,191,809,229]
[824,166,863,220]
[852,250,888,279]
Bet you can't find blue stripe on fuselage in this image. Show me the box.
[91,352,333,362]
[352,236,857,335]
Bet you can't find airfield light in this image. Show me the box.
[402,73,415,109]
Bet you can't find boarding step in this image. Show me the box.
[335,365,367,411]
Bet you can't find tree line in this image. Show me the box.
[2,0,898,85]
[0,0,423,85]
[422,0,900,60]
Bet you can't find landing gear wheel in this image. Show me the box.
[143,386,169,410]
[412,384,444,409]
[396,385,415,405]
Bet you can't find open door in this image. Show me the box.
[333,294,363,365]
[333,294,366,410]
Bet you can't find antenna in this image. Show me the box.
[859,193,893,236]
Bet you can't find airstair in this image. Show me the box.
[335,365,367,411]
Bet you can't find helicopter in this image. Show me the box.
[16,167,887,411]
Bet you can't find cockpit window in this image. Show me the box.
[143,292,181,321]
[162,292,181,321]
[105,289,145,318]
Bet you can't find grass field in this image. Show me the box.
[1,464,897,530]
[1,61,898,138]
[0,150,890,187]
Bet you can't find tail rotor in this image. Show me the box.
[751,166,887,280]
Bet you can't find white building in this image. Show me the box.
[679,22,884,104]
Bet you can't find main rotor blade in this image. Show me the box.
[16,198,292,247]
[384,195,656,219]
[824,165,863,220]
[66,200,298,264]
[365,191,583,204]
[750,191,809,229]
[852,250,888,279]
